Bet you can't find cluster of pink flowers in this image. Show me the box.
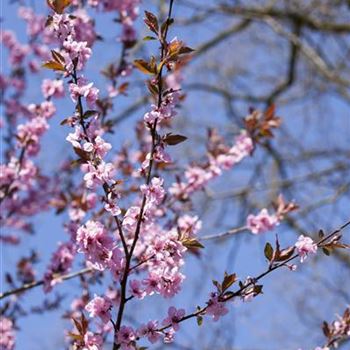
[83,332,103,350]
[141,91,181,171]
[214,131,254,170]
[0,317,15,350]
[113,307,187,347]
[206,292,229,321]
[1,30,29,66]
[124,223,186,299]
[138,320,161,344]
[141,177,165,207]
[295,235,318,262]
[85,295,113,324]
[246,195,298,235]
[18,7,46,38]
[68,192,98,222]
[169,131,254,199]
[68,9,97,47]
[246,208,279,234]
[49,11,119,199]
[16,104,54,156]
[144,91,180,124]
[162,306,185,331]
[81,161,116,190]
[69,78,99,108]
[41,79,64,99]
[177,215,202,238]
[87,0,140,44]
[0,103,57,242]
[48,13,92,71]
[76,220,114,270]
[43,242,76,292]
[0,158,37,198]
[116,326,136,350]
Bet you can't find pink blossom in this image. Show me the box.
[177,215,202,238]
[72,9,97,46]
[109,248,125,281]
[142,272,161,295]
[120,20,136,43]
[141,146,171,171]
[153,144,171,163]
[37,101,56,119]
[83,332,103,350]
[18,7,46,38]
[104,192,121,216]
[69,79,99,108]
[85,295,112,324]
[0,235,20,245]
[206,293,229,321]
[229,131,254,163]
[93,136,112,158]
[168,181,188,199]
[41,79,64,99]
[162,306,185,331]
[141,177,165,206]
[143,107,161,124]
[63,39,92,70]
[76,220,114,270]
[185,166,212,191]
[138,320,161,344]
[86,192,98,208]
[122,206,142,232]
[0,317,15,350]
[116,326,136,350]
[1,30,16,48]
[43,242,76,292]
[16,116,49,156]
[81,161,115,189]
[246,209,279,234]
[159,272,185,298]
[166,70,183,91]
[28,60,40,72]
[295,235,318,263]
[66,126,83,148]
[163,328,175,343]
[129,279,146,299]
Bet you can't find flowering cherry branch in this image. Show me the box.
[154,219,350,334]
[113,2,176,347]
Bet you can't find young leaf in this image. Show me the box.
[222,273,237,292]
[42,60,65,71]
[47,0,72,14]
[181,238,204,249]
[163,134,187,146]
[83,110,98,119]
[264,242,274,261]
[161,18,174,37]
[73,147,90,161]
[143,35,157,41]
[72,317,83,334]
[144,11,159,34]
[133,59,156,75]
[322,247,331,256]
[51,50,65,65]
[274,246,295,261]
[212,280,222,293]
